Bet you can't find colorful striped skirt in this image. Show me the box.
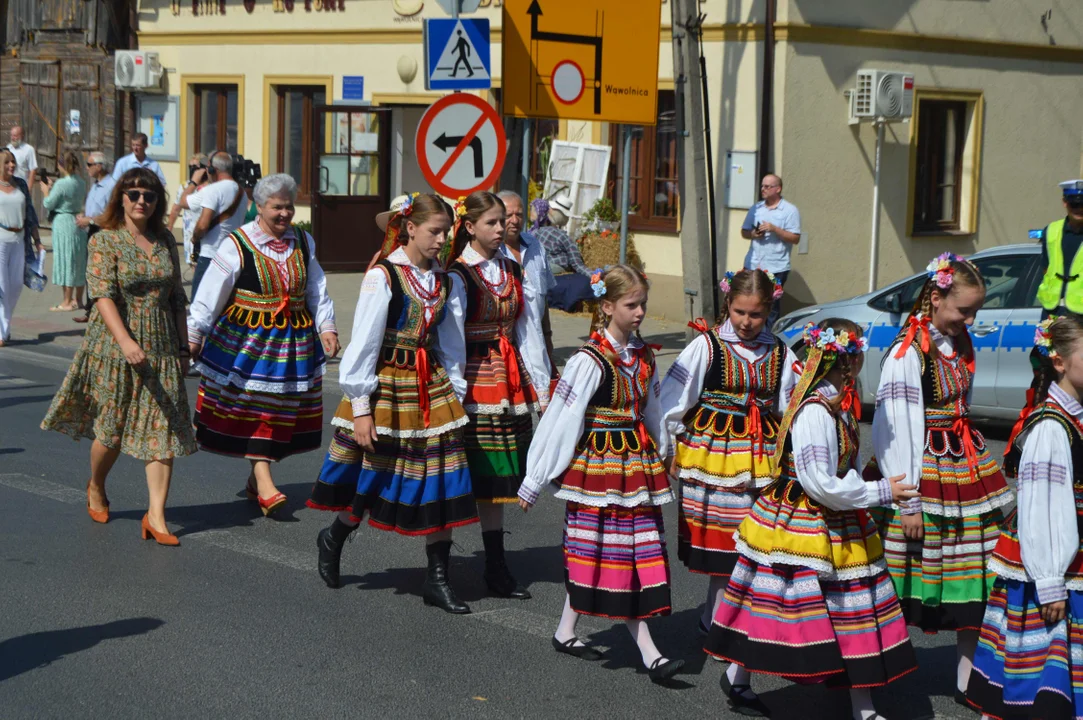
[704,555,917,688]
[677,480,756,576]
[967,581,1083,720]
[194,377,323,461]
[871,507,1003,632]
[674,405,779,487]
[308,426,478,536]
[564,502,671,620]
[464,412,532,503]
[554,428,672,507]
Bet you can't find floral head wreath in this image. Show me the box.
[1034,316,1059,358]
[926,252,964,290]
[802,322,869,355]
[719,268,784,300]
[378,192,422,260]
[590,267,607,298]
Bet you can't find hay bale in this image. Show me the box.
[578,230,644,271]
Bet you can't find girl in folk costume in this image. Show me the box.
[967,316,1083,720]
[660,268,799,634]
[706,319,918,720]
[308,194,480,613]
[518,265,685,683]
[188,174,339,516]
[866,253,1012,704]
[443,191,543,602]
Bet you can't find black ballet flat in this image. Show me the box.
[551,635,605,661]
[648,657,685,684]
[720,673,772,717]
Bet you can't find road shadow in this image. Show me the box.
[349,543,566,604]
[12,329,86,347]
[109,484,309,534]
[579,606,702,689]
[0,617,165,682]
[0,393,57,410]
[0,448,24,455]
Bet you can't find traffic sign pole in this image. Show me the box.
[520,122,531,207]
[618,125,632,264]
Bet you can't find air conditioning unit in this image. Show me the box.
[851,69,914,121]
[115,51,163,91]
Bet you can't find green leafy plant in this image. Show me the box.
[581,197,620,225]
[293,220,313,234]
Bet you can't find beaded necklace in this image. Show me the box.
[402,263,442,329]
[471,244,514,298]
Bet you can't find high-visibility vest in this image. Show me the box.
[1037,219,1083,312]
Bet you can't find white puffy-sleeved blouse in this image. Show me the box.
[792,383,894,512]
[660,320,800,440]
[335,247,461,418]
[518,329,667,505]
[441,244,544,407]
[1011,383,1082,606]
[187,221,336,344]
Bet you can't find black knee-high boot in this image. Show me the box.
[423,540,470,614]
[482,530,531,599]
[317,517,356,589]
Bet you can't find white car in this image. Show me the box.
[774,242,1043,421]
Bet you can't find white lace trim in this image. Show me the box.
[734,537,889,581]
[195,361,326,393]
[463,400,540,416]
[553,487,674,508]
[677,467,774,489]
[329,413,469,438]
[917,489,1014,518]
[987,557,1028,582]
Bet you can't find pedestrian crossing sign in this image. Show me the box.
[424,18,491,91]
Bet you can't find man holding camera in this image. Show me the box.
[179,151,249,297]
[112,133,168,188]
[742,173,802,328]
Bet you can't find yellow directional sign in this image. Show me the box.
[501,0,662,125]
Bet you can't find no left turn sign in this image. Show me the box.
[415,93,507,198]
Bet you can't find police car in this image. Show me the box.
[774,241,1044,421]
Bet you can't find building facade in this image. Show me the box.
[134,0,1083,313]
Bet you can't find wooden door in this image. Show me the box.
[310,105,391,272]
[20,60,60,224]
[61,61,102,154]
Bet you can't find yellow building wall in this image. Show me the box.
[776,41,1083,308]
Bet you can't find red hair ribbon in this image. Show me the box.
[951,416,980,483]
[895,315,931,359]
[1004,388,1036,455]
[647,342,663,351]
[688,317,710,334]
[840,384,862,421]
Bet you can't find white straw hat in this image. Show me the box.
[376,194,411,232]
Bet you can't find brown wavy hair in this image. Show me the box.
[900,257,984,361]
[96,167,167,233]
[448,191,505,264]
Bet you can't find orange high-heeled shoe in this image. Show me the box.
[257,492,287,517]
[141,514,180,546]
[86,480,109,524]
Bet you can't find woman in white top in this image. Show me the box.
[0,148,42,346]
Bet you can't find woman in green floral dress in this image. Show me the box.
[42,167,197,546]
[40,149,88,312]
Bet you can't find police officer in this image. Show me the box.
[1036,179,1083,319]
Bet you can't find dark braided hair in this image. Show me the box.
[716,269,775,327]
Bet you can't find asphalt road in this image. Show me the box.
[0,343,1008,719]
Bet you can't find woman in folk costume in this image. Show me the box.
[519,264,684,683]
[706,319,918,720]
[660,268,799,635]
[967,316,1083,720]
[308,193,480,614]
[188,174,339,516]
[442,191,543,602]
[866,253,1012,706]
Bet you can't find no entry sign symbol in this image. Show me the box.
[415,93,506,198]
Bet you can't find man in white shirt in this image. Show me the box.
[742,173,802,327]
[178,150,248,295]
[112,133,168,188]
[6,126,37,186]
[497,190,556,408]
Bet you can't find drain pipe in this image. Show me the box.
[757,0,776,181]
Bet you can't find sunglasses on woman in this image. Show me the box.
[124,189,159,204]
